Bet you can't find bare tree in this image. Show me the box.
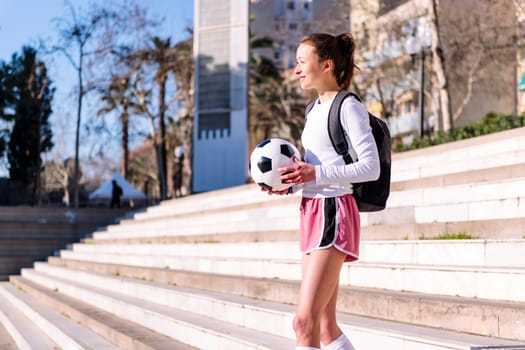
[41,112,74,206]
[435,0,517,127]
[49,1,119,208]
[428,0,452,130]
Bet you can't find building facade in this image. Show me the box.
[355,0,518,143]
[250,0,350,69]
[192,0,249,192]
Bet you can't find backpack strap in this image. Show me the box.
[304,90,363,165]
[328,90,354,164]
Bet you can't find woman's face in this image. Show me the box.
[295,43,325,90]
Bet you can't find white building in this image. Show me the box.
[192,0,250,192]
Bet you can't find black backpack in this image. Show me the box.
[305,90,391,212]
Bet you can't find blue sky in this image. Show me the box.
[0,0,193,177]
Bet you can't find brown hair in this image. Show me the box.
[300,33,357,89]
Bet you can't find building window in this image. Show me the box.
[287,1,295,10]
[289,22,298,30]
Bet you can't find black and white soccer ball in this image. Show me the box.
[249,138,301,191]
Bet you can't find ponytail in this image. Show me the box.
[300,33,357,89]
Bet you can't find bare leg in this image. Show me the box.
[320,282,342,346]
[294,247,346,347]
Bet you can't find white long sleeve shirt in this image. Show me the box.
[301,94,380,198]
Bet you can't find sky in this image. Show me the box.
[0,0,193,178]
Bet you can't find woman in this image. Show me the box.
[266,33,380,350]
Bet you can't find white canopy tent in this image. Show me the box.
[89,173,146,207]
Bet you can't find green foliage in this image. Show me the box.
[249,34,305,152]
[6,47,54,187]
[419,232,476,240]
[394,113,525,152]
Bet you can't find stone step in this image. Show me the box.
[82,217,525,244]
[70,238,525,267]
[0,287,58,350]
[360,238,525,266]
[93,199,524,242]
[8,276,196,350]
[391,162,525,191]
[393,147,525,182]
[361,217,525,240]
[0,324,17,350]
[129,165,525,226]
[391,127,525,181]
[15,268,295,350]
[94,177,525,240]
[387,177,525,208]
[34,262,525,348]
[362,199,525,227]
[0,282,118,349]
[93,204,299,240]
[57,248,525,303]
[129,184,291,223]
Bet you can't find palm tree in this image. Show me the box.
[168,34,194,196]
[249,35,305,152]
[150,37,178,199]
[128,37,177,199]
[97,74,134,179]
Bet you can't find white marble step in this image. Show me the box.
[359,239,525,266]
[0,322,16,350]
[131,184,289,221]
[18,267,296,350]
[95,177,525,240]
[23,264,525,350]
[386,177,525,207]
[393,148,525,182]
[58,249,525,302]
[391,128,525,181]
[93,204,300,240]
[0,284,59,350]
[127,175,525,229]
[0,283,118,350]
[70,239,525,267]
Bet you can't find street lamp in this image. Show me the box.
[407,35,431,137]
[417,48,427,137]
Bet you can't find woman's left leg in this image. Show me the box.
[320,283,356,350]
[319,282,341,346]
[294,247,347,347]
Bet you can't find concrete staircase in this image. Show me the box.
[1,127,525,349]
[0,208,129,281]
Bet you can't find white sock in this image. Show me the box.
[296,347,320,350]
[323,333,355,350]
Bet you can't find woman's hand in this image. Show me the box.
[279,157,316,185]
[260,187,289,196]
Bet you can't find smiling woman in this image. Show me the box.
[268,32,379,350]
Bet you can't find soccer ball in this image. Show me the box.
[249,138,301,191]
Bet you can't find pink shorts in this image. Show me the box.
[299,194,360,262]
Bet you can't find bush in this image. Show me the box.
[394,113,525,152]
[419,232,476,240]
